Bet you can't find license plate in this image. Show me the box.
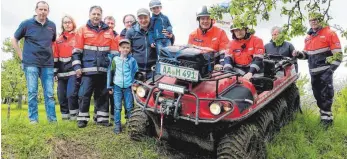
[159,63,199,82]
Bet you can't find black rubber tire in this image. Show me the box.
[216,124,266,159]
[283,84,301,120]
[127,107,152,141]
[268,97,288,131]
[252,110,275,142]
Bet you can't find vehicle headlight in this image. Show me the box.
[136,86,148,98]
[222,102,232,112]
[209,102,222,115]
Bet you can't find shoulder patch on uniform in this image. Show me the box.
[194,38,203,42]
[257,49,264,54]
[56,40,64,44]
[233,49,241,53]
[84,33,94,38]
[335,42,341,47]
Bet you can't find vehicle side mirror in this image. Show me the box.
[250,76,274,91]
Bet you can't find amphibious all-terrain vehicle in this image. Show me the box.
[128,45,301,158]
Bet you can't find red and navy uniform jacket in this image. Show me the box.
[72,20,118,75]
[188,26,229,64]
[53,32,76,78]
[301,27,342,75]
[224,34,265,74]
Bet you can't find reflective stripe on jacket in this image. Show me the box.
[72,20,118,75]
[224,35,265,74]
[53,32,76,78]
[304,26,342,75]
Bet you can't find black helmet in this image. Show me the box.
[149,0,162,9]
[196,6,211,20]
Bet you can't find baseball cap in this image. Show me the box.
[137,8,150,17]
[119,39,131,46]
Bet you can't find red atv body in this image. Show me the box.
[128,46,301,159]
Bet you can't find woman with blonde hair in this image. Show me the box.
[53,15,80,120]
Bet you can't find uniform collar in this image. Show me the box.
[87,20,109,32]
[61,31,75,39]
[307,26,328,36]
[198,25,215,35]
[235,34,253,42]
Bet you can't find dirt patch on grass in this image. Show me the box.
[48,138,99,159]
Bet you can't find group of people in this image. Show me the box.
[12,0,342,134]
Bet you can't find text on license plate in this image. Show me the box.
[159,63,199,81]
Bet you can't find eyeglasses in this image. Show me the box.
[125,21,134,24]
[63,21,72,24]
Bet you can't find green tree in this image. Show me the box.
[1,38,26,109]
[1,37,58,109]
[210,0,346,45]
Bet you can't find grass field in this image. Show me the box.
[1,103,347,159]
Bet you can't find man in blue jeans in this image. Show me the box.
[11,1,57,124]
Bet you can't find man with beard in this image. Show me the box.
[126,8,174,80]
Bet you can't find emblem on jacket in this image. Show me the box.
[193,38,203,42]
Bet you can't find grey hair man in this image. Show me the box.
[264,26,298,72]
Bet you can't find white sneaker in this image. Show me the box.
[30,121,38,124]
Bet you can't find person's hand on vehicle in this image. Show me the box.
[292,50,299,57]
[243,72,253,80]
[76,69,82,78]
[200,47,215,53]
[214,64,223,71]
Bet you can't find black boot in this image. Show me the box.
[320,119,333,129]
[78,121,88,128]
[96,122,113,127]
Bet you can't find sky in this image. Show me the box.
[1,0,347,80]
